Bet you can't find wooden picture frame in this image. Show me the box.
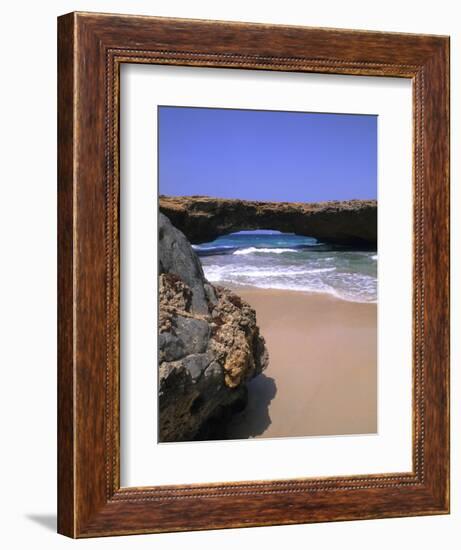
[57,12,450,538]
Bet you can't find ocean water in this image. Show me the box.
[193,231,377,303]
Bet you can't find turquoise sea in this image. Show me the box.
[193,231,377,303]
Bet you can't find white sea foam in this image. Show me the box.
[202,263,376,303]
[206,277,377,304]
[198,234,377,303]
[193,244,234,250]
[306,267,337,274]
[233,247,298,255]
[204,265,336,279]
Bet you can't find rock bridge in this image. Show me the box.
[159,195,377,246]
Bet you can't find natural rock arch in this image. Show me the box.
[159,196,377,246]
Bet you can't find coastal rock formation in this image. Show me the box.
[160,195,377,245]
[158,213,268,442]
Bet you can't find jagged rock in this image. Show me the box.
[159,213,216,314]
[159,195,377,245]
[158,213,268,442]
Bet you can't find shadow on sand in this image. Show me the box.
[225,374,277,439]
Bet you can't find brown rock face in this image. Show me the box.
[158,213,268,442]
[159,195,377,245]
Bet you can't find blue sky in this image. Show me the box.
[158,106,377,202]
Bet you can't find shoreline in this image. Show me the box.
[224,286,377,439]
[213,282,377,305]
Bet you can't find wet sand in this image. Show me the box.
[226,288,377,439]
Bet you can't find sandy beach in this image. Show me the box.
[226,288,377,439]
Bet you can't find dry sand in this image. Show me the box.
[226,288,377,439]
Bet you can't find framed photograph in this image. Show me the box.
[58,12,450,537]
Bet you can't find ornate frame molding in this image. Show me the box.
[58,12,449,537]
